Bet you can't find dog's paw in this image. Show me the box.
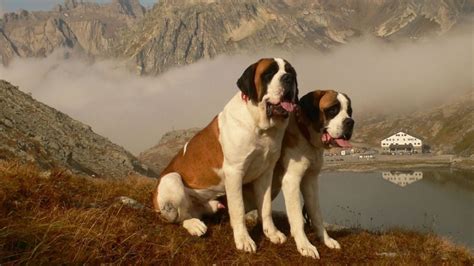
[234,233,257,253]
[264,229,287,244]
[296,238,320,259]
[324,237,341,249]
[182,218,207,236]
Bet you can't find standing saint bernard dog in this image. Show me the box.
[266,90,354,259]
[153,58,299,252]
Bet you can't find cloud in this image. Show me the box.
[0,31,471,155]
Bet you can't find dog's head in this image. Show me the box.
[299,90,354,148]
[237,58,298,119]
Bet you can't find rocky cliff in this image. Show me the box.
[0,80,156,178]
[1,0,471,74]
[0,0,145,65]
[138,128,200,173]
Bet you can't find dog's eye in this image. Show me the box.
[326,106,339,117]
[263,72,274,81]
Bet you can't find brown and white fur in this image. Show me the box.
[153,58,299,253]
[243,90,354,258]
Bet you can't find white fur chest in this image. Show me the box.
[242,129,284,184]
[218,93,287,184]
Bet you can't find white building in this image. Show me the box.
[340,148,355,156]
[381,131,422,154]
[382,171,423,187]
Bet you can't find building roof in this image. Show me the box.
[382,131,423,141]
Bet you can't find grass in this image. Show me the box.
[0,161,472,264]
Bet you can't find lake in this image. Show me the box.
[272,168,474,248]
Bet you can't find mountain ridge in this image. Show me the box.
[1,0,472,74]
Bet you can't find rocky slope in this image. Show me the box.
[352,91,474,156]
[1,0,472,74]
[138,128,200,173]
[0,80,156,178]
[0,0,145,65]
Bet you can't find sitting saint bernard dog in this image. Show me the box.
[266,90,354,259]
[153,58,299,252]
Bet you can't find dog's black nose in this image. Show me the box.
[344,118,354,129]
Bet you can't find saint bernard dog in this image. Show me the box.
[153,58,299,252]
[268,90,354,259]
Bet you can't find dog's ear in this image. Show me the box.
[284,60,299,102]
[299,90,326,129]
[236,62,258,102]
[294,76,299,102]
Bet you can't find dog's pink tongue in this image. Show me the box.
[321,133,352,148]
[334,138,352,148]
[321,132,332,143]
[281,101,296,112]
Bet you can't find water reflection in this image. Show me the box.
[271,168,474,248]
[382,170,423,187]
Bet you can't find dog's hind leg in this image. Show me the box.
[154,172,187,223]
[153,172,209,236]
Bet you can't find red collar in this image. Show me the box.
[241,92,249,103]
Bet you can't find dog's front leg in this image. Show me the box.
[281,165,319,259]
[253,170,287,244]
[224,167,257,253]
[301,172,341,250]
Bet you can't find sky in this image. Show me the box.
[0,0,157,13]
[0,31,471,155]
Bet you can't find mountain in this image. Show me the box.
[119,0,472,75]
[352,91,474,156]
[0,0,145,65]
[1,0,472,74]
[138,128,200,173]
[0,80,156,178]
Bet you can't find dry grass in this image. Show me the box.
[0,161,472,264]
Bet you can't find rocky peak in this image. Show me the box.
[114,0,146,18]
[64,0,79,10]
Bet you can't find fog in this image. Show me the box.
[0,31,472,155]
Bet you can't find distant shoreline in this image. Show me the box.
[322,154,474,172]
